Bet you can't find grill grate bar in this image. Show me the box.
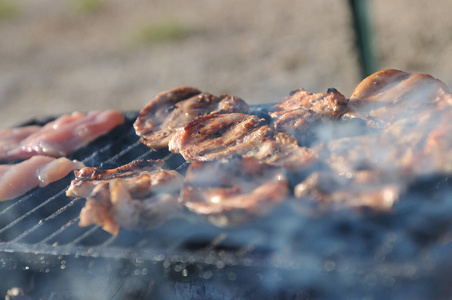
[76,135,143,168]
[0,189,67,235]
[38,216,82,245]
[70,226,103,245]
[8,196,83,244]
[0,193,34,216]
[97,234,119,248]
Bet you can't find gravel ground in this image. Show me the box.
[0,0,452,128]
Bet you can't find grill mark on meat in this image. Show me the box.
[269,88,348,146]
[134,86,249,149]
[168,113,318,169]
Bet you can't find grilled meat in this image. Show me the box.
[270,88,348,145]
[295,69,452,209]
[325,69,452,176]
[168,113,317,169]
[0,156,85,201]
[1,111,125,161]
[294,170,401,211]
[345,69,451,129]
[134,86,249,149]
[67,159,168,198]
[179,157,289,226]
[66,159,184,235]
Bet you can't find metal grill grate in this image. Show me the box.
[2,109,452,298]
[0,112,279,271]
[0,113,187,252]
[0,112,300,298]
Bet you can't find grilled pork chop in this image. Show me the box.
[168,113,317,169]
[134,86,249,149]
[66,159,184,235]
[179,157,289,226]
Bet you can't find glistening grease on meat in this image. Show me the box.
[134,86,249,149]
[66,159,184,235]
[179,157,289,226]
[1,110,125,161]
[0,156,85,201]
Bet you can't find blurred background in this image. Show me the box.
[1,0,451,128]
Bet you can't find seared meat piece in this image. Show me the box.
[324,70,452,176]
[0,156,85,201]
[345,69,451,129]
[179,157,289,226]
[304,69,452,210]
[67,159,168,198]
[168,113,317,169]
[134,86,249,149]
[270,88,348,145]
[1,111,125,161]
[66,159,184,235]
[294,171,401,211]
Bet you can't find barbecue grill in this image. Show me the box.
[1,109,452,299]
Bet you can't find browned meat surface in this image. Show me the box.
[66,159,184,235]
[179,157,289,226]
[1,111,125,161]
[294,171,401,211]
[134,86,249,149]
[67,159,168,198]
[168,113,317,169]
[269,88,348,145]
[324,70,452,176]
[345,69,451,129]
[296,69,452,209]
[0,156,85,201]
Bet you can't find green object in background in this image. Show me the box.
[73,0,103,14]
[349,0,379,78]
[131,20,194,47]
[0,0,20,20]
